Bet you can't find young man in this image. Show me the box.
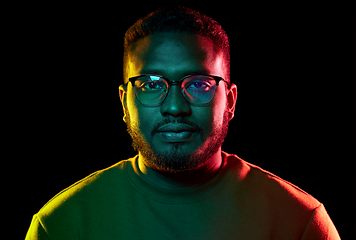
[26,6,340,239]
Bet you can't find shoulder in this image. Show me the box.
[222,152,340,238]
[223,152,321,211]
[36,158,135,229]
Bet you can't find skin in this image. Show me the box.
[119,32,237,188]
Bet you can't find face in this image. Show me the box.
[120,32,237,173]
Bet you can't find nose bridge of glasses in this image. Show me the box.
[163,79,185,95]
[161,81,189,105]
[167,80,182,87]
[166,81,185,96]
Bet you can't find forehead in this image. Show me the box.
[127,32,224,79]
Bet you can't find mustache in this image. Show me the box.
[151,118,203,136]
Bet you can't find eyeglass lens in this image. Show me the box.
[133,75,217,106]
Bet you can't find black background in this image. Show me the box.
[10,2,354,239]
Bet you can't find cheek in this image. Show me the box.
[210,86,227,127]
[126,88,158,141]
[192,89,226,137]
[126,89,140,128]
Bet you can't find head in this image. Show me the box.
[119,6,237,174]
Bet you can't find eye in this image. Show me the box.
[186,80,212,91]
[134,76,167,91]
[137,79,167,92]
[144,81,165,90]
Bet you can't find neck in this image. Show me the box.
[138,149,223,188]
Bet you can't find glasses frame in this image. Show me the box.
[127,74,228,106]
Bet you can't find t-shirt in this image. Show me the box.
[25,152,340,239]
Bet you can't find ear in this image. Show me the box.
[226,83,238,121]
[119,84,128,123]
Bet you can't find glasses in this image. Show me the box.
[127,74,228,106]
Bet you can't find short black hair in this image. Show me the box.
[123,6,230,84]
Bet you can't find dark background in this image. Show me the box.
[10,2,353,239]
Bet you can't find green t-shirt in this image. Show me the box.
[26,152,340,239]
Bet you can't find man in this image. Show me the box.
[26,6,340,239]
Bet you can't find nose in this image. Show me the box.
[160,85,192,117]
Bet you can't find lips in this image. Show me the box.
[155,123,197,142]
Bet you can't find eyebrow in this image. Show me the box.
[140,70,162,75]
[140,70,211,77]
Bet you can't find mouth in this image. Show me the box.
[155,123,197,142]
[156,131,196,142]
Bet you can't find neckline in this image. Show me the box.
[125,151,236,203]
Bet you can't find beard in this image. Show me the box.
[124,107,230,174]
